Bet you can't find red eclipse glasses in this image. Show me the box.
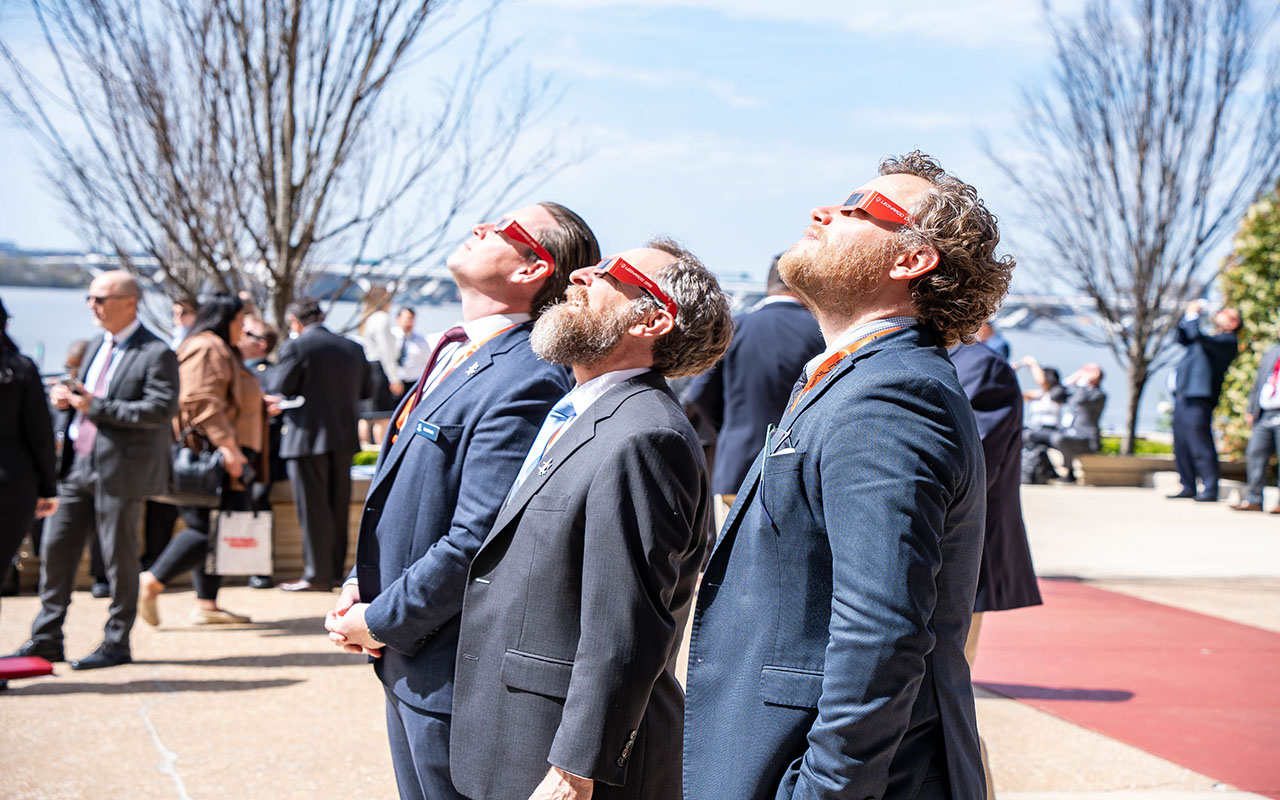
[496,217,555,269]
[593,257,678,318]
[839,190,914,226]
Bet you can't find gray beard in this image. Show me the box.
[531,298,637,368]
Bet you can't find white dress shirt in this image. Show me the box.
[803,315,918,379]
[70,318,142,443]
[420,312,532,397]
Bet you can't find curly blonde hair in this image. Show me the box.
[880,151,1015,347]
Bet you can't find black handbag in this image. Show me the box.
[152,427,225,508]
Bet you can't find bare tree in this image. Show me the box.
[0,0,568,328]
[987,0,1280,453]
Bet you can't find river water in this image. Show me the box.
[0,284,1170,433]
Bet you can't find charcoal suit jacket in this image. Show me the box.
[450,370,710,800]
[684,324,986,800]
[274,324,369,459]
[1173,316,1238,406]
[353,322,573,713]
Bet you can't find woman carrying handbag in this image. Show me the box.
[139,294,268,625]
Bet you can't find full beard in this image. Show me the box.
[531,288,638,368]
[779,232,901,318]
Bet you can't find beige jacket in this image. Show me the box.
[174,331,268,488]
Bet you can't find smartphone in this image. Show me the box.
[275,396,306,410]
[60,377,85,393]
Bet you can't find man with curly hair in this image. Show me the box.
[684,151,1014,800]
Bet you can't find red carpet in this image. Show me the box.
[972,579,1280,798]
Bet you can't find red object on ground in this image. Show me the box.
[973,578,1280,798]
[0,655,54,679]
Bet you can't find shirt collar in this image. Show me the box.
[804,315,917,377]
[461,312,531,344]
[106,317,142,347]
[564,367,651,418]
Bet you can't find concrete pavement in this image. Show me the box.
[1,476,1275,798]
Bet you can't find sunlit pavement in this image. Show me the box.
[2,474,1277,798]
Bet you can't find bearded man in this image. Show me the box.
[448,239,733,800]
[684,152,1015,800]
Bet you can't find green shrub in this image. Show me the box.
[1099,436,1172,456]
[352,450,379,466]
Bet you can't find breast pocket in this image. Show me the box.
[759,450,813,532]
[414,422,464,452]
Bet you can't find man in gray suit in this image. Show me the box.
[449,239,733,800]
[1231,340,1280,512]
[10,270,178,670]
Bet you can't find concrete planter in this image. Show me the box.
[1075,453,1246,487]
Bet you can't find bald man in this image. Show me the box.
[10,271,178,670]
[448,240,733,800]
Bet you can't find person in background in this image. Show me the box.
[0,297,60,688]
[1168,300,1241,502]
[275,297,369,592]
[684,255,824,530]
[392,306,431,391]
[949,340,1043,799]
[976,319,1011,360]
[238,315,286,588]
[1025,363,1106,483]
[138,294,266,626]
[1231,338,1280,513]
[10,270,178,670]
[356,285,402,445]
[170,299,197,349]
[1015,356,1067,433]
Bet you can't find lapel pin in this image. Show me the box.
[538,459,553,475]
[465,362,480,376]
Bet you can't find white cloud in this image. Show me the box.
[532,52,762,108]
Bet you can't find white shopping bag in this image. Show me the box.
[206,510,273,576]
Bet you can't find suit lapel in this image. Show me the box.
[105,331,145,398]
[479,372,663,551]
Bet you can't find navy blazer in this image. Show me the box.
[949,343,1042,614]
[1246,345,1280,420]
[684,325,986,800]
[451,371,708,799]
[354,323,573,713]
[686,299,824,495]
[0,353,57,497]
[1174,317,1238,405]
[274,324,370,458]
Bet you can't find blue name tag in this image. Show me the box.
[415,421,440,441]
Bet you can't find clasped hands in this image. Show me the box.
[324,582,383,658]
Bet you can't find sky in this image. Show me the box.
[0,0,1091,291]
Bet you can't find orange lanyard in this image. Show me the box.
[391,324,517,442]
[788,326,904,412]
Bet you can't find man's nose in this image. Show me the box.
[810,205,836,225]
[569,268,594,286]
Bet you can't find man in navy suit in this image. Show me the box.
[685,256,823,528]
[450,239,732,800]
[684,151,1014,799]
[324,202,598,800]
[1169,300,1240,502]
[1232,340,1280,512]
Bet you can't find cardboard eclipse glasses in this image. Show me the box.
[839,190,914,226]
[593,257,678,318]
[496,217,555,269]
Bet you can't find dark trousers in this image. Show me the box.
[1025,429,1094,480]
[31,453,143,650]
[0,482,39,598]
[88,500,178,580]
[1243,411,1280,505]
[286,452,353,584]
[384,685,463,800]
[1173,396,1219,497]
[149,489,251,601]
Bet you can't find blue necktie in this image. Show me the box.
[507,396,577,504]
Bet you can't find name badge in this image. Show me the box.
[415,421,440,441]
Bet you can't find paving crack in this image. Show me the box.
[138,668,192,800]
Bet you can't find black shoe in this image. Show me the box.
[9,639,65,663]
[70,643,132,671]
[1166,490,1196,499]
[1194,494,1218,503]
[248,575,274,590]
[90,581,110,598]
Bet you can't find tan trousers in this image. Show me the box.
[966,612,997,800]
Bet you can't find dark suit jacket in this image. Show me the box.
[246,357,286,482]
[0,353,57,497]
[1246,345,1280,420]
[274,324,369,458]
[684,325,986,800]
[949,343,1042,614]
[1174,317,1238,405]
[59,324,178,498]
[686,299,824,494]
[451,371,709,799]
[353,323,573,714]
